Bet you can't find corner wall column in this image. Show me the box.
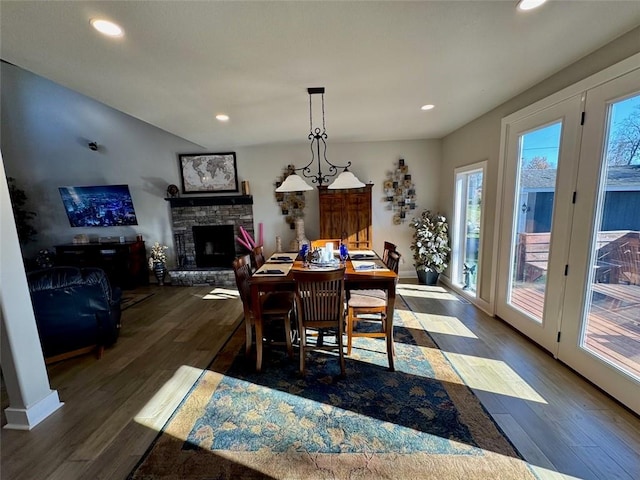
[1,151,63,430]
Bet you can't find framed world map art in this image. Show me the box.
[179,152,239,193]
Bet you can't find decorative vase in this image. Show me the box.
[417,268,439,286]
[289,217,309,251]
[153,261,167,286]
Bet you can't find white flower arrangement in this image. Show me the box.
[148,242,169,269]
[410,210,451,273]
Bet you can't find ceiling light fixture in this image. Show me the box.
[90,18,124,37]
[276,87,365,192]
[421,104,435,111]
[517,0,547,11]
[216,114,230,122]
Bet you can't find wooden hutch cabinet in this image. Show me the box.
[318,184,373,250]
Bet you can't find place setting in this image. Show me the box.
[254,261,294,276]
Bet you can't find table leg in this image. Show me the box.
[386,281,396,371]
[250,283,264,373]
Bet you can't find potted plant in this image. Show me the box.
[410,210,451,285]
[7,177,37,245]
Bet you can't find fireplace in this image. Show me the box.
[166,195,254,286]
[193,225,235,268]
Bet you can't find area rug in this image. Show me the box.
[121,292,155,311]
[128,307,536,479]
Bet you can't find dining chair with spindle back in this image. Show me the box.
[250,245,266,271]
[382,241,397,266]
[291,267,347,376]
[346,250,401,365]
[233,255,294,367]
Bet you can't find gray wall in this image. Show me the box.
[439,26,640,305]
[1,62,441,278]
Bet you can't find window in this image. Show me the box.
[452,162,485,296]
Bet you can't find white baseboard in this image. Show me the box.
[438,275,494,316]
[3,390,64,430]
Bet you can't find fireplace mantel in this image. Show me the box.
[165,195,253,207]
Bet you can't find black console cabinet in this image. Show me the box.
[55,241,148,289]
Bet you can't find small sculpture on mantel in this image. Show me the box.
[167,184,180,198]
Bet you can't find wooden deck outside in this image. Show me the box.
[510,283,640,379]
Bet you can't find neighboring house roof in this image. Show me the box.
[521,165,640,190]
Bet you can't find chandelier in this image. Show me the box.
[276,87,365,192]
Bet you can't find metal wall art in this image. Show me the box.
[274,164,307,229]
[383,158,416,224]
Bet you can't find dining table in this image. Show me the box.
[249,250,398,372]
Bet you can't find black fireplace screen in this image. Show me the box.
[192,225,236,268]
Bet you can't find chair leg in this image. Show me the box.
[338,324,346,377]
[346,307,354,355]
[298,314,306,374]
[284,311,293,359]
[245,317,253,356]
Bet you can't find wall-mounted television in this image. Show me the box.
[59,185,139,227]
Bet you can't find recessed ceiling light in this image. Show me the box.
[517,0,547,11]
[421,104,435,111]
[90,18,124,37]
[216,114,230,122]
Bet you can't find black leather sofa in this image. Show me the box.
[27,266,122,363]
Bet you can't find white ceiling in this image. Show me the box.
[2,1,640,150]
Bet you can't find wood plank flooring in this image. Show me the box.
[2,281,639,480]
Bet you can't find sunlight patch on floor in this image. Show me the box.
[203,288,240,300]
[443,352,548,404]
[134,365,205,431]
[528,465,581,479]
[397,285,459,301]
[409,311,478,338]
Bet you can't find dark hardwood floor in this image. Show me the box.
[1,281,638,479]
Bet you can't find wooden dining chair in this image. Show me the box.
[382,241,397,266]
[250,245,266,271]
[291,267,347,376]
[346,250,401,364]
[310,239,342,250]
[232,255,294,365]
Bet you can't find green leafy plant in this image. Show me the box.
[410,210,451,273]
[7,177,37,244]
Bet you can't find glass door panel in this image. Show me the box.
[509,123,561,323]
[582,93,640,380]
[559,67,640,414]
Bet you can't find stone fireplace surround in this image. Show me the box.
[166,195,254,286]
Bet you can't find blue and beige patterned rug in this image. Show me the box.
[129,306,536,479]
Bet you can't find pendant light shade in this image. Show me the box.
[327,169,366,189]
[275,173,314,192]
